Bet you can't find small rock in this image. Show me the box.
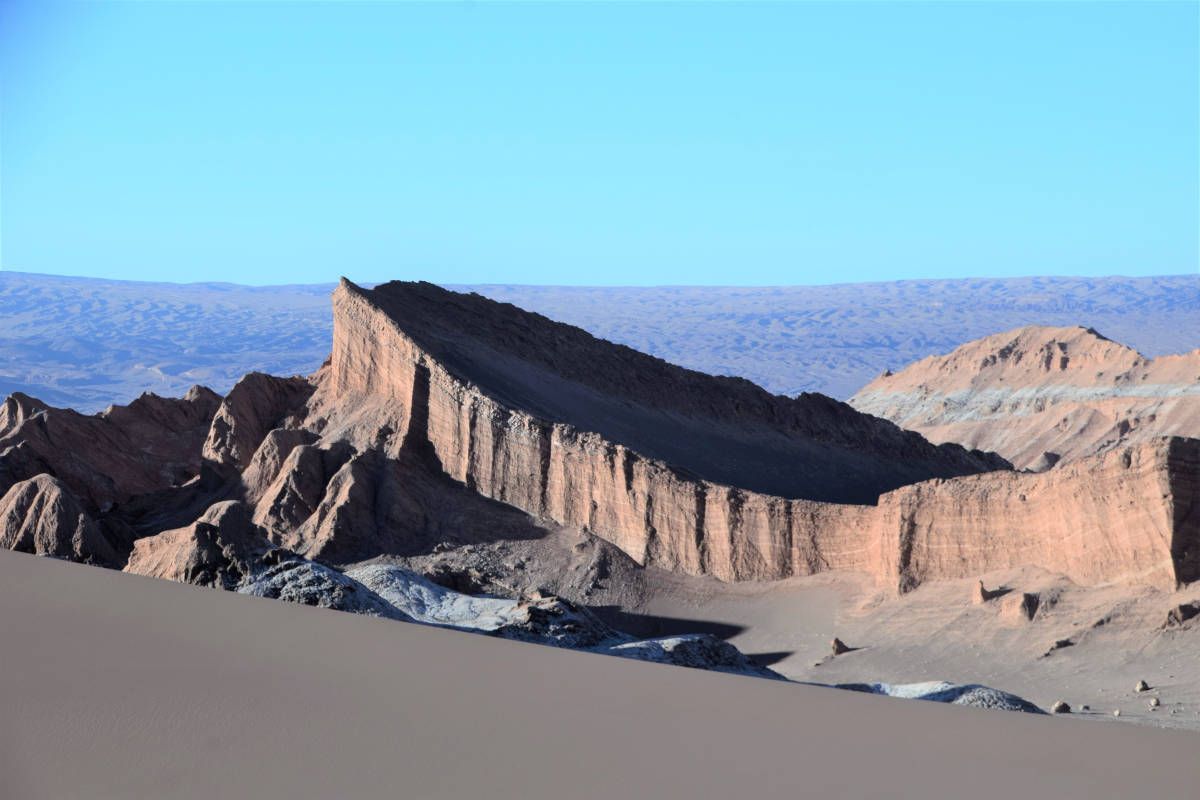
[1042,638,1074,656]
[1135,680,1150,693]
[1113,709,1121,717]
[1148,697,1160,709]
[830,637,851,656]
[1164,601,1200,628]
[1051,700,1070,714]
[973,580,988,604]
[1080,705,1090,711]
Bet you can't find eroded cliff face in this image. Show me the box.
[850,326,1200,469]
[304,281,1200,590]
[323,280,1008,503]
[875,438,1198,593]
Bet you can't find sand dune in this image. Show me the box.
[2,550,1198,800]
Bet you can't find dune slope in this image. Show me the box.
[3,550,1198,800]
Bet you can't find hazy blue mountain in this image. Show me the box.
[0,271,1194,412]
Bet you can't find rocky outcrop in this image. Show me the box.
[850,325,1200,469]
[248,438,351,538]
[299,281,1199,591]
[239,427,320,503]
[248,559,780,678]
[0,386,220,511]
[238,554,408,619]
[203,372,314,471]
[348,563,621,648]
[124,500,272,588]
[0,475,117,565]
[834,682,1044,714]
[604,635,780,678]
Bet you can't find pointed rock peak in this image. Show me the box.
[184,384,222,405]
[0,392,50,433]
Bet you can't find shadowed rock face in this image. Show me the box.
[124,500,272,588]
[850,325,1200,469]
[0,386,220,512]
[0,475,118,565]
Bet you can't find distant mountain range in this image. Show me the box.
[0,271,1195,412]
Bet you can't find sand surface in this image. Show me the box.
[632,566,1200,731]
[3,550,1198,799]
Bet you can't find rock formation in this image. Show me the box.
[0,475,116,565]
[0,386,220,511]
[295,281,1199,591]
[320,280,1007,505]
[203,373,314,471]
[2,280,1198,598]
[835,681,1044,714]
[124,500,273,588]
[849,325,1200,469]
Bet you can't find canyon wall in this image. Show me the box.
[322,281,1200,591]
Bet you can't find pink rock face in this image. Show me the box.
[303,281,1200,590]
[850,325,1200,469]
[875,437,1199,592]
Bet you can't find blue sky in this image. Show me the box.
[1,1,1196,286]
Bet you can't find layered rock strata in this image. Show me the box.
[850,325,1200,469]
[311,281,1200,590]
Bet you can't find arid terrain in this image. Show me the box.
[8,549,1200,800]
[1,271,1194,411]
[2,275,1199,799]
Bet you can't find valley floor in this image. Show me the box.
[3,549,1199,800]
[365,524,1200,732]
[633,565,1200,732]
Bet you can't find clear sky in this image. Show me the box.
[1,1,1196,286]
